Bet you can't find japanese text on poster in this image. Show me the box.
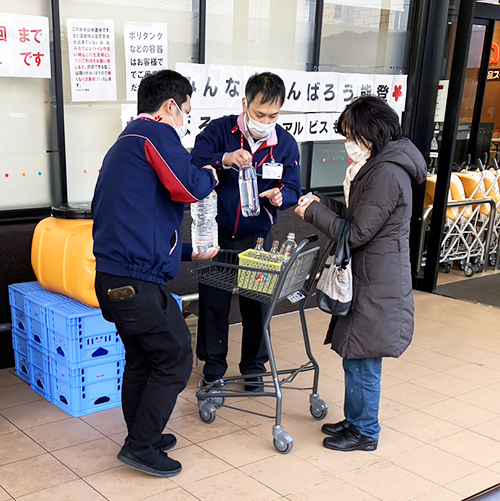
[67,18,117,102]
[124,22,168,102]
[0,13,50,78]
[175,63,408,147]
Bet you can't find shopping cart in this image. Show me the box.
[195,235,330,454]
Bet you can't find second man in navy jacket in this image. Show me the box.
[191,72,301,391]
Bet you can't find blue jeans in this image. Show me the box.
[343,357,382,441]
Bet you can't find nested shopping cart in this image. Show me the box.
[195,235,331,454]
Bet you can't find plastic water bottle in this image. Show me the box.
[280,233,297,260]
[191,191,218,254]
[239,165,260,217]
[269,240,281,262]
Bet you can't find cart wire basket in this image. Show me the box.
[195,234,334,453]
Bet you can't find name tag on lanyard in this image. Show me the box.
[262,161,283,180]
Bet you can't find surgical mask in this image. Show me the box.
[345,140,369,163]
[246,111,276,140]
[170,101,189,139]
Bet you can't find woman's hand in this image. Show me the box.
[295,193,319,219]
[192,246,220,260]
[298,193,320,206]
[295,199,313,219]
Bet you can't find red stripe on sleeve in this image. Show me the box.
[144,139,199,203]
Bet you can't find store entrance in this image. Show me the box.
[434,3,500,307]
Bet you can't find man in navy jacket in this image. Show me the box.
[191,72,301,391]
[92,70,218,478]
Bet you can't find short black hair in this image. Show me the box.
[245,72,285,107]
[137,70,192,115]
[335,95,402,157]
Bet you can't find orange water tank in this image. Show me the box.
[31,204,98,307]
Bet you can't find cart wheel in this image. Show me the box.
[273,433,293,454]
[463,263,475,277]
[473,261,485,273]
[444,263,452,274]
[199,402,216,424]
[310,404,328,420]
[490,253,497,267]
[208,396,225,408]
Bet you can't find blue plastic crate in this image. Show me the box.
[10,306,28,335]
[51,356,124,386]
[50,329,124,366]
[30,365,52,400]
[51,376,122,417]
[12,329,28,357]
[47,299,115,338]
[28,341,51,374]
[13,350,30,384]
[8,282,43,311]
[25,290,67,348]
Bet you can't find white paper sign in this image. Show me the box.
[283,70,305,112]
[175,62,204,110]
[67,18,117,102]
[306,113,332,142]
[373,74,394,104]
[0,13,51,78]
[338,73,359,108]
[357,73,376,98]
[278,114,306,142]
[389,74,407,112]
[124,22,167,102]
[121,103,137,130]
[434,80,449,123]
[219,64,244,110]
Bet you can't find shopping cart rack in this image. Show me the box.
[195,235,329,454]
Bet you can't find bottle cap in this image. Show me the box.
[288,233,295,239]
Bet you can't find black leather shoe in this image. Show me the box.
[244,376,263,392]
[322,419,350,436]
[157,433,177,452]
[323,426,378,452]
[117,444,182,477]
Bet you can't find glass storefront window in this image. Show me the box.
[0,1,60,210]
[312,0,413,191]
[206,0,316,70]
[59,0,200,203]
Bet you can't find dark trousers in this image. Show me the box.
[196,230,272,380]
[95,272,192,449]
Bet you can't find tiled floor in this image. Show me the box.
[2,291,500,500]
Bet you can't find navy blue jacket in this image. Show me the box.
[190,114,301,237]
[92,116,217,285]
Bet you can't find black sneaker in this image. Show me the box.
[321,419,350,436]
[244,376,263,393]
[158,433,177,452]
[117,444,182,477]
[323,425,378,452]
[125,434,177,453]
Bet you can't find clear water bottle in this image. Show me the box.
[191,191,218,254]
[239,165,260,217]
[280,232,297,260]
[254,237,265,251]
[269,240,280,262]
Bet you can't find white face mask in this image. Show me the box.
[170,101,189,139]
[345,140,369,163]
[246,111,276,140]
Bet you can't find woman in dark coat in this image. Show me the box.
[295,96,427,452]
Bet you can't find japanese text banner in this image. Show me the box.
[0,13,51,79]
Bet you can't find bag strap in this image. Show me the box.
[333,220,351,269]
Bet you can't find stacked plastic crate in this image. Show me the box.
[8,282,126,417]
